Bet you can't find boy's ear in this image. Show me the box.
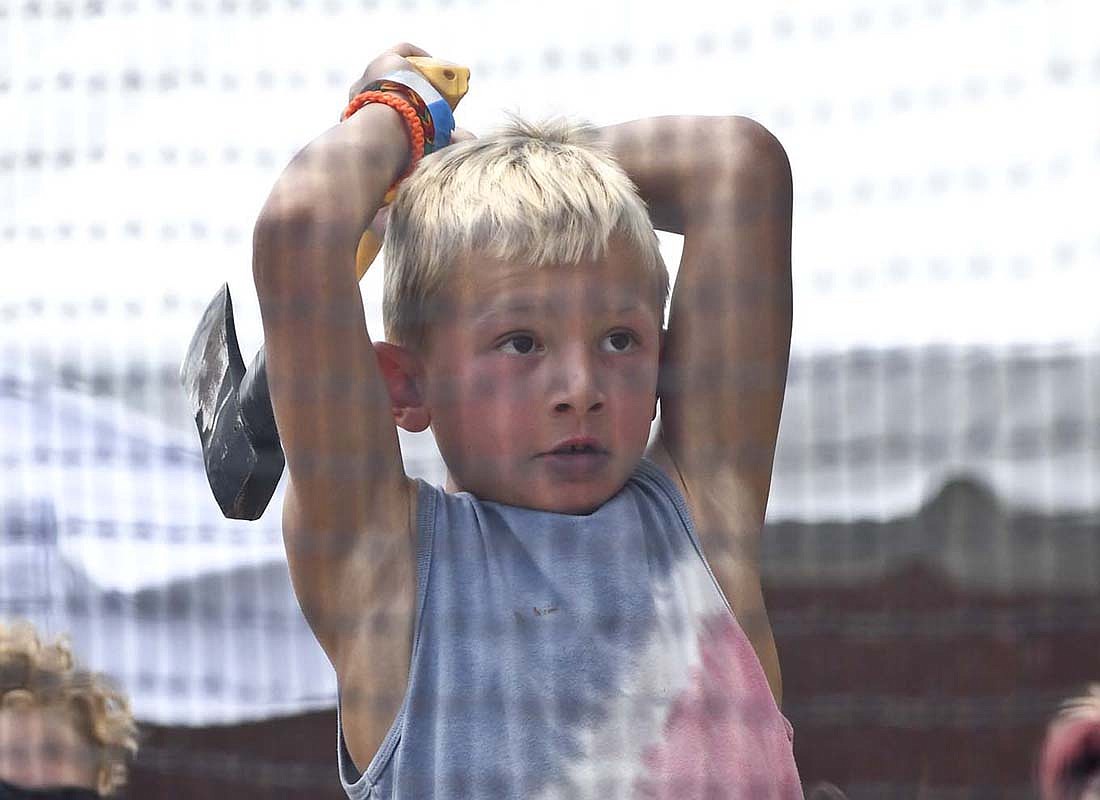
[373,341,430,433]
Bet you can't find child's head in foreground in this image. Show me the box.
[381,117,669,514]
[1039,684,1100,800]
[0,621,137,797]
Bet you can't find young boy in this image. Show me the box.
[253,42,798,798]
[0,622,138,798]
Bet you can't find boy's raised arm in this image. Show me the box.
[251,50,422,692]
[602,116,793,701]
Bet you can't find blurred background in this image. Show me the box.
[3,0,1099,796]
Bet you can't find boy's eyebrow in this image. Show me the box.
[471,300,538,326]
[474,295,648,321]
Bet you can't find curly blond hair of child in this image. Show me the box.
[0,621,138,796]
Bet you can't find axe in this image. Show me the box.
[180,58,469,520]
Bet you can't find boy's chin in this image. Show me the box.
[454,473,623,515]
[529,492,611,516]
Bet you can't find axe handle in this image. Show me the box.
[355,229,383,281]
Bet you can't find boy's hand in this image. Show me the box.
[351,43,473,243]
[450,126,476,144]
[347,42,432,102]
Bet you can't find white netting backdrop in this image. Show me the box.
[2,0,1099,794]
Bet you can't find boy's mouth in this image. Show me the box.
[540,438,610,480]
[545,437,606,456]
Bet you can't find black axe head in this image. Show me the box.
[179,283,284,520]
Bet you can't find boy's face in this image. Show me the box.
[418,236,662,514]
[0,706,100,793]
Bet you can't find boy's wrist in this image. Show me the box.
[342,101,415,188]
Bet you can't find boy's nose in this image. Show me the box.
[549,348,605,415]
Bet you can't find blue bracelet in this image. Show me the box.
[377,69,455,153]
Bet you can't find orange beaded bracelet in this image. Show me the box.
[341,90,426,189]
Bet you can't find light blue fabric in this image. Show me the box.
[336,459,798,799]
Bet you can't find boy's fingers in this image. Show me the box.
[367,206,390,239]
[450,127,476,143]
[348,55,406,100]
[348,43,433,101]
[388,42,431,58]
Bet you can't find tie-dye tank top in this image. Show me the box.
[338,458,803,799]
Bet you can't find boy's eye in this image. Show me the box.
[601,331,636,353]
[499,334,539,355]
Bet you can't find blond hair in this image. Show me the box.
[383,116,668,349]
[0,621,137,795]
